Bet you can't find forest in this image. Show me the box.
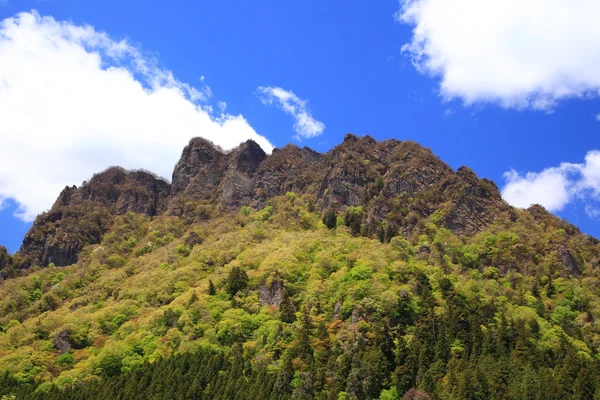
[1,193,600,399]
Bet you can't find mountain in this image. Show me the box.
[0,135,599,399]
[7,134,510,273]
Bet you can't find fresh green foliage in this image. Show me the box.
[0,194,600,399]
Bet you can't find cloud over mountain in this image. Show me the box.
[502,150,600,215]
[0,11,273,222]
[257,86,325,140]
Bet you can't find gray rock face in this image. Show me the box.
[19,167,171,268]
[221,140,267,207]
[560,246,581,275]
[115,171,171,216]
[259,279,284,307]
[169,138,267,211]
[254,144,324,207]
[54,167,171,215]
[14,134,521,270]
[53,330,71,354]
[171,137,226,203]
[439,167,508,236]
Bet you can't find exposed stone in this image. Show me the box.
[254,144,324,207]
[18,167,171,268]
[333,300,343,320]
[221,140,267,207]
[418,244,431,255]
[169,138,267,211]
[170,137,227,207]
[259,279,284,307]
[53,329,71,354]
[560,245,581,275]
[439,168,509,236]
[14,133,591,274]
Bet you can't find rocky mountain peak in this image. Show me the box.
[10,134,567,270]
[18,167,171,268]
[229,139,267,174]
[171,137,225,195]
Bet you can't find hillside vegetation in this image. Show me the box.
[1,193,600,399]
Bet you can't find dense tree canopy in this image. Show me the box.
[1,194,600,399]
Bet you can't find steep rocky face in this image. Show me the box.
[560,245,581,275]
[170,137,227,209]
[319,134,392,207]
[254,144,324,207]
[14,133,573,271]
[169,138,267,212]
[438,167,509,235]
[259,279,284,307]
[19,167,171,268]
[221,140,267,207]
[315,134,508,236]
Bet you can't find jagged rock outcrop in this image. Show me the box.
[320,134,389,207]
[53,330,72,354]
[317,135,508,236]
[170,137,227,209]
[259,279,284,307]
[221,140,267,207]
[438,167,509,235]
[166,134,508,237]
[560,245,581,275]
[255,144,324,207]
[169,138,267,213]
[19,167,171,268]
[14,133,585,271]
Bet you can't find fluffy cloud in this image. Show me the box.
[501,168,571,212]
[397,0,600,109]
[501,151,600,215]
[257,86,325,139]
[0,11,273,222]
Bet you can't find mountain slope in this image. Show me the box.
[0,135,599,400]
[7,134,510,273]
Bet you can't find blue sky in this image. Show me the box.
[1,0,599,252]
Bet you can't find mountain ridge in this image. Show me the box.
[0,133,589,275]
[1,135,600,399]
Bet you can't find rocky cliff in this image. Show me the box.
[18,167,170,268]
[10,134,565,269]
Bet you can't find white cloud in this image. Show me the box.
[585,205,600,219]
[501,168,571,212]
[257,86,325,139]
[0,11,273,222]
[501,151,600,214]
[397,0,600,110]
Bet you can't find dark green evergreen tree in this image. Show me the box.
[226,266,248,299]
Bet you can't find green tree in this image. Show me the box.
[323,208,337,229]
[226,266,248,299]
[279,290,296,323]
[208,279,217,295]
